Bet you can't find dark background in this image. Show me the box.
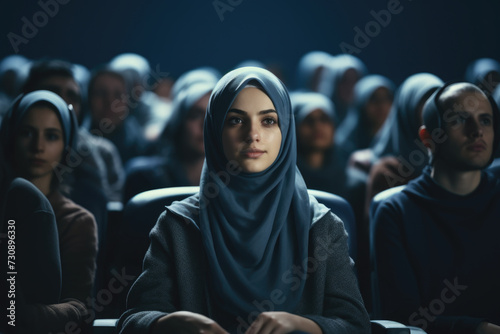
[1,0,499,87]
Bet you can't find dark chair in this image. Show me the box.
[369,185,406,319]
[92,201,124,318]
[308,189,357,261]
[109,186,199,316]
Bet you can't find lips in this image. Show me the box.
[242,148,265,158]
[466,140,487,151]
[29,158,46,166]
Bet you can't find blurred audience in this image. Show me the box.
[86,66,149,164]
[123,80,214,203]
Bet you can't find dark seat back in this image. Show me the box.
[369,185,406,319]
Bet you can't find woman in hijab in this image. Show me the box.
[118,67,370,334]
[464,57,500,96]
[335,75,394,154]
[292,91,350,198]
[0,90,97,333]
[295,51,332,92]
[123,81,214,203]
[368,73,444,197]
[318,54,368,123]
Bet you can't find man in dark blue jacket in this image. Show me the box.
[372,82,500,334]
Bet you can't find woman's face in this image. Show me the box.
[297,109,335,152]
[365,87,393,134]
[337,68,359,104]
[89,73,129,127]
[13,106,65,182]
[222,87,282,173]
[181,93,210,157]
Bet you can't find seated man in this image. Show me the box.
[372,82,500,334]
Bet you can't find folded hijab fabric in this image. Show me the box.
[170,67,221,99]
[169,67,329,328]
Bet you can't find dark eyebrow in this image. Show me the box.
[45,128,63,133]
[20,125,62,133]
[227,108,277,115]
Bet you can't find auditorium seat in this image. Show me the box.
[369,185,406,319]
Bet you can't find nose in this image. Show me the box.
[468,119,484,138]
[31,133,45,152]
[245,120,261,143]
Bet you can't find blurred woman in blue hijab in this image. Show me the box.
[465,57,500,96]
[295,51,332,92]
[368,73,444,194]
[292,91,350,197]
[123,81,214,203]
[318,54,368,123]
[0,90,97,333]
[118,67,370,334]
[335,74,394,154]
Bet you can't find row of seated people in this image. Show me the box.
[1,66,499,333]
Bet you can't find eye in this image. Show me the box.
[226,116,243,126]
[18,128,34,138]
[262,117,278,126]
[46,132,61,141]
[448,115,467,128]
[480,117,493,126]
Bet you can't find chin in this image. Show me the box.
[240,164,266,174]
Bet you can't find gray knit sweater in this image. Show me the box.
[118,206,370,334]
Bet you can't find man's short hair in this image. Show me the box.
[22,59,75,94]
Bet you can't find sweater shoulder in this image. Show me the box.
[48,192,97,234]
